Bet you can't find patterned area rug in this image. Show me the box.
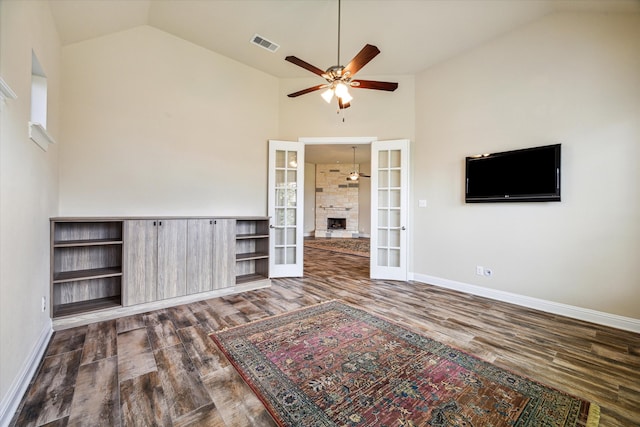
[304,238,370,257]
[210,301,599,427]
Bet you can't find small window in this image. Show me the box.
[31,51,47,127]
[29,50,55,150]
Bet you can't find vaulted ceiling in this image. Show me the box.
[47,0,639,164]
[48,0,640,79]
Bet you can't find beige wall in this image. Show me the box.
[0,0,60,410]
[413,12,640,318]
[303,162,316,235]
[59,26,279,217]
[357,161,371,237]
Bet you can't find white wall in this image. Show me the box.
[358,161,371,237]
[413,12,640,319]
[304,162,316,235]
[0,0,60,416]
[59,26,279,216]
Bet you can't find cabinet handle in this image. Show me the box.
[210,220,213,225]
[153,221,156,226]
[159,221,162,226]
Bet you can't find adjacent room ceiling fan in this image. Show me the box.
[347,146,369,181]
[285,0,398,110]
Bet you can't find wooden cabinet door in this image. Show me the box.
[123,220,157,306]
[186,219,214,294]
[213,219,236,289]
[157,219,187,300]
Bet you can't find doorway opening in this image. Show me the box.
[301,138,373,273]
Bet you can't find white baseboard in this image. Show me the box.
[0,320,53,427]
[410,272,640,333]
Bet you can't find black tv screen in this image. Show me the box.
[465,144,561,203]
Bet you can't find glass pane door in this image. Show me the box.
[268,140,304,277]
[371,140,409,280]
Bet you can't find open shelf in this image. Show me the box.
[51,220,124,318]
[235,219,270,285]
[53,296,122,318]
[53,267,122,283]
[236,252,269,261]
[54,238,123,248]
[236,233,269,240]
[236,273,269,285]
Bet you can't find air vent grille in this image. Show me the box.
[250,34,280,52]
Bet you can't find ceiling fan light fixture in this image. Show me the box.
[334,82,349,98]
[321,88,334,103]
[284,0,398,110]
[339,90,353,103]
[347,146,360,180]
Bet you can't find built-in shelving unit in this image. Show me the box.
[51,216,271,323]
[235,219,270,284]
[51,220,123,318]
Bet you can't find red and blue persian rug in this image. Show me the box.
[210,300,599,427]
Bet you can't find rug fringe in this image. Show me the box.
[586,403,600,427]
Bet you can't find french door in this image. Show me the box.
[370,139,409,281]
[268,140,305,277]
[268,138,408,281]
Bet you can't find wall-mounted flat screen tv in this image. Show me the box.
[465,144,561,203]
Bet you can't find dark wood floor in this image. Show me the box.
[11,246,640,426]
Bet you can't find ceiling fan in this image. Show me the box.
[285,0,398,110]
[347,146,369,181]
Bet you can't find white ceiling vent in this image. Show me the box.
[250,34,280,53]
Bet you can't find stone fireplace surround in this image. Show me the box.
[315,164,359,238]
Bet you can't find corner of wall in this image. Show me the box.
[0,322,52,427]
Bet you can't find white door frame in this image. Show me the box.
[299,137,410,281]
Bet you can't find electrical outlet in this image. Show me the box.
[41,296,46,312]
[484,268,493,277]
[476,266,484,276]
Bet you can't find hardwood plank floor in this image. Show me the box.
[10,247,640,426]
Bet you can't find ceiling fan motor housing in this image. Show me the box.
[324,65,348,81]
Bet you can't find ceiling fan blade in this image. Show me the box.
[287,84,326,98]
[359,173,370,178]
[344,44,380,76]
[352,79,398,92]
[285,56,326,77]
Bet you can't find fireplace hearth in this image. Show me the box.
[327,218,346,230]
